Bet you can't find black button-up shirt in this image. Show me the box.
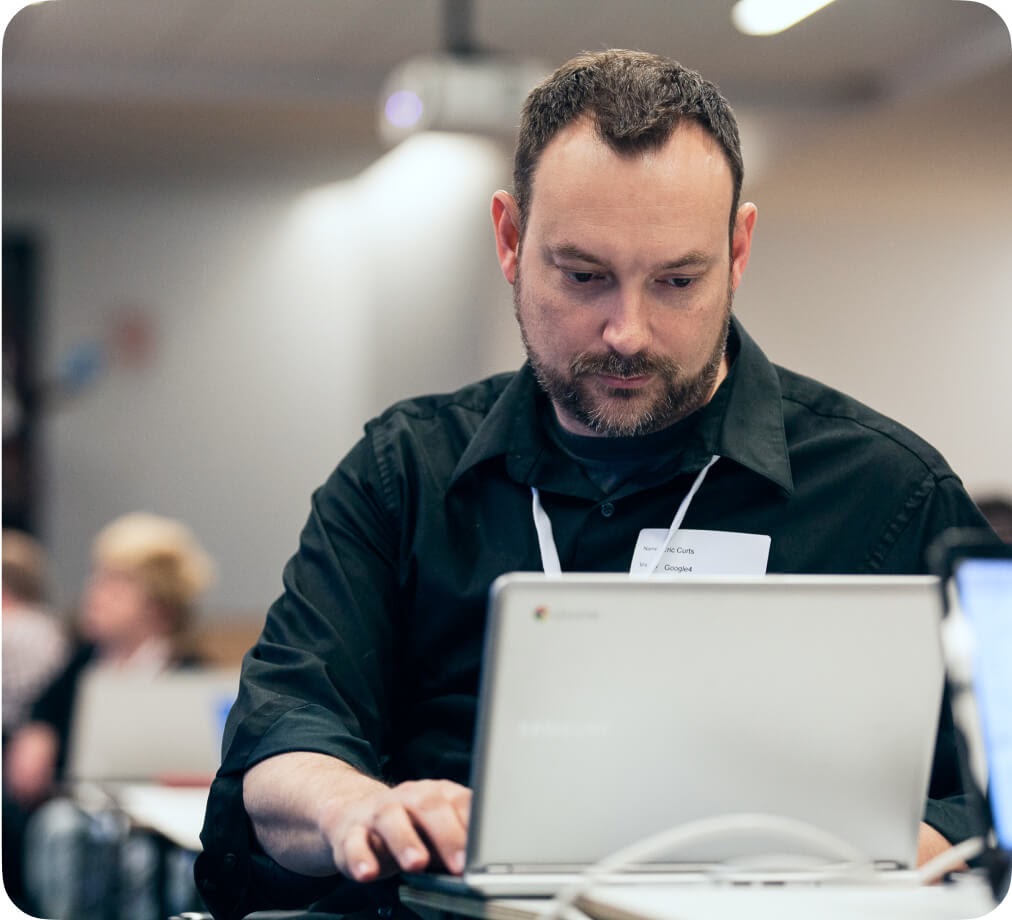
[196,318,994,919]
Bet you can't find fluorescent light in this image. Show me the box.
[731,0,837,36]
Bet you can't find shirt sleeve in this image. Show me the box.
[196,432,406,919]
[865,472,995,575]
[878,473,1000,847]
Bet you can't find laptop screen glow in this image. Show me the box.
[954,557,1012,851]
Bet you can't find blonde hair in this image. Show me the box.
[2,529,49,603]
[92,512,214,633]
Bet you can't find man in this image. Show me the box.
[196,50,995,919]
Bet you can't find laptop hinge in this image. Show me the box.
[872,860,905,871]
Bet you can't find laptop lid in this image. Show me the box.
[65,666,238,784]
[466,573,943,875]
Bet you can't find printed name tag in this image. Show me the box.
[630,528,771,576]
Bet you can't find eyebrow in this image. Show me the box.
[657,250,712,272]
[547,242,712,272]
[548,243,606,265]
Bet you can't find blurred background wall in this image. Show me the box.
[3,0,1010,622]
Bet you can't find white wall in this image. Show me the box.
[736,65,1012,494]
[5,68,1010,618]
[4,135,522,614]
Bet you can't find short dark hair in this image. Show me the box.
[514,49,744,241]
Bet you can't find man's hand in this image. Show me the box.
[319,778,471,882]
[917,821,965,871]
[243,751,471,882]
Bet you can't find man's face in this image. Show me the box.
[492,118,756,437]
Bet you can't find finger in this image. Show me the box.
[410,790,469,874]
[340,822,383,882]
[372,801,432,872]
[446,783,473,827]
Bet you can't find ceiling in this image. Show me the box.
[3,0,1010,186]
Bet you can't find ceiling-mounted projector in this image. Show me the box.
[379,54,549,145]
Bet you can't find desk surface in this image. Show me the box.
[400,876,1003,920]
[107,781,210,851]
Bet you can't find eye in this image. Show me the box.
[660,277,693,289]
[564,270,605,284]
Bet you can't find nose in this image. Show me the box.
[601,286,652,357]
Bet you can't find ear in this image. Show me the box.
[729,202,757,292]
[491,190,522,285]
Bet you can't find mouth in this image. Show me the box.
[595,373,652,391]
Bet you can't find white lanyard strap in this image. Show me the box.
[531,485,564,576]
[531,454,720,577]
[635,453,719,577]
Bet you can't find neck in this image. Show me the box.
[710,351,731,399]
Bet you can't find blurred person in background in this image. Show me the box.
[2,528,70,910]
[5,511,214,919]
[2,529,70,738]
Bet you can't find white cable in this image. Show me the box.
[543,812,878,920]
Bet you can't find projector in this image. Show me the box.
[379,53,549,144]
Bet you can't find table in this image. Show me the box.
[108,781,210,851]
[400,874,1004,920]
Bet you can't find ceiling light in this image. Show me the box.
[731,0,838,36]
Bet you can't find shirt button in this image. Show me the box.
[222,852,238,870]
[600,502,615,518]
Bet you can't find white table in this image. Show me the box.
[400,875,1004,920]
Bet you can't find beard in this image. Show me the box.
[515,275,732,437]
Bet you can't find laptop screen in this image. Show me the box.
[468,573,942,876]
[66,667,238,783]
[952,554,1012,851]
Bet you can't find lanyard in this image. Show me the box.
[531,454,720,577]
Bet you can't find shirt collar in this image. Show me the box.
[716,317,795,494]
[450,314,794,495]
[450,364,551,488]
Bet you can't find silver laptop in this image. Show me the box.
[65,666,238,784]
[408,573,944,897]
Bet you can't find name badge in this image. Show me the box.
[630,529,771,576]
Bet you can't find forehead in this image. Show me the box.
[91,564,143,586]
[525,118,734,253]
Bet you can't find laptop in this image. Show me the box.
[934,532,1012,903]
[65,666,238,785]
[407,573,944,897]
